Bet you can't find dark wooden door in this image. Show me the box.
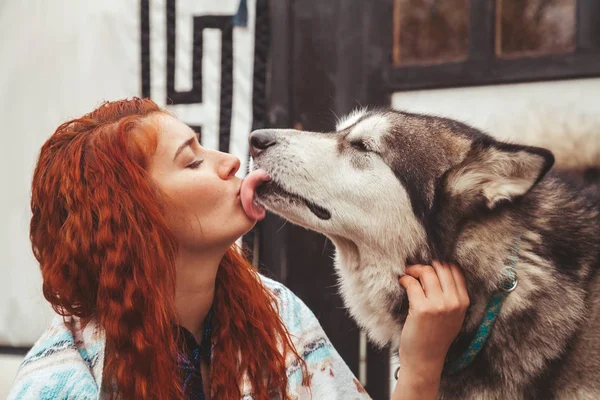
[252,1,392,399]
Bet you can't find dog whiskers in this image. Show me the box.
[276,220,288,234]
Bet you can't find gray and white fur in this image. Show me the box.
[248,108,600,399]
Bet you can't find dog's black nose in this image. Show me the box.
[249,130,277,156]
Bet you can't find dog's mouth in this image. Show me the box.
[258,179,332,220]
[240,168,331,221]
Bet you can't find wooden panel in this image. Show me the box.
[577,0,600,51]
[385,51,600,91]
[367,0,395,106]
[262,0,391,398]
[288,0,364,384]
[0,346,29,356]
[256,0,293,280]
[469,0,496,61]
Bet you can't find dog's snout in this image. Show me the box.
[249,130,277,157]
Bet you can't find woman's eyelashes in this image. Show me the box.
[186,160,204,169]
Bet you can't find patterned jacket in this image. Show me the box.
[8,275,371,399]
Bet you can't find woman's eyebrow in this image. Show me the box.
[173,136,196,161]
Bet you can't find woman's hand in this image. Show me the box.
[391,261,469,400]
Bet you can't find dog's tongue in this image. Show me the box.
[240,169,271,221]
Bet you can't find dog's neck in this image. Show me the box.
[442,226,588,390]
[331,225,588,386]
[443,240,520,375]
[330,233,413,278]
[328,234,411,348]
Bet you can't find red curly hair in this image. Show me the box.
[29,97,308,399]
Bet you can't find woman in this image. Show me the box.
[9,98,468,399]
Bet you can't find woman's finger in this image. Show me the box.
[404,264,443,299]
[449,264,470,307]
[431,260,458,295]
[399,274,426,305]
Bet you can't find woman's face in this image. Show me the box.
[148,114,255,252]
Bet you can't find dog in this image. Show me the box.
[245,108,600,399]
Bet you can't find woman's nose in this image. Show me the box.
[249,130,277,157]
[219,153,241,179]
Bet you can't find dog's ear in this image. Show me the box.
[445,141,554,209]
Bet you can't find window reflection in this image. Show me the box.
[393,0,469,66]
[496,0,576,58]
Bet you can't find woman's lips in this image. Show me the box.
[240,169,271,221]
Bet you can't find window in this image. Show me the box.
[374,0,600,94]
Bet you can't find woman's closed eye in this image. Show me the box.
[186,160,204,169]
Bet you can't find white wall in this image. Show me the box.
[0,0,144,349]
[0,0,256,347]
[392,78,600,170]
[0,0,256,393]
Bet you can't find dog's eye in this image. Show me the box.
[350,140,369,152]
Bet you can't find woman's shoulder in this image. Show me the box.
[257,274,371,399]
[258,274,320,331]
[257,273,295,302]
[7,315,104,400]
[258,273,336,359]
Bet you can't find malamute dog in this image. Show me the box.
[243,108,600,399]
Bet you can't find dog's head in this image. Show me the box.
[248,108,554,267]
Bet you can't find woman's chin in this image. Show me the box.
[230,215,258,245]
[240,217,258,237]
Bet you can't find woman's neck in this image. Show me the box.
[174,247,224,343]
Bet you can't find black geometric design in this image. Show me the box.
[140,0,151,99]
[140,0,235,152]
[140,0,270,266]
[242,0,270,262]
[188,125,202,143]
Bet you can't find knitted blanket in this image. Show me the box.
[8,275,371,399]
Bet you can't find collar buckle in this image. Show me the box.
[499,266,518,292]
